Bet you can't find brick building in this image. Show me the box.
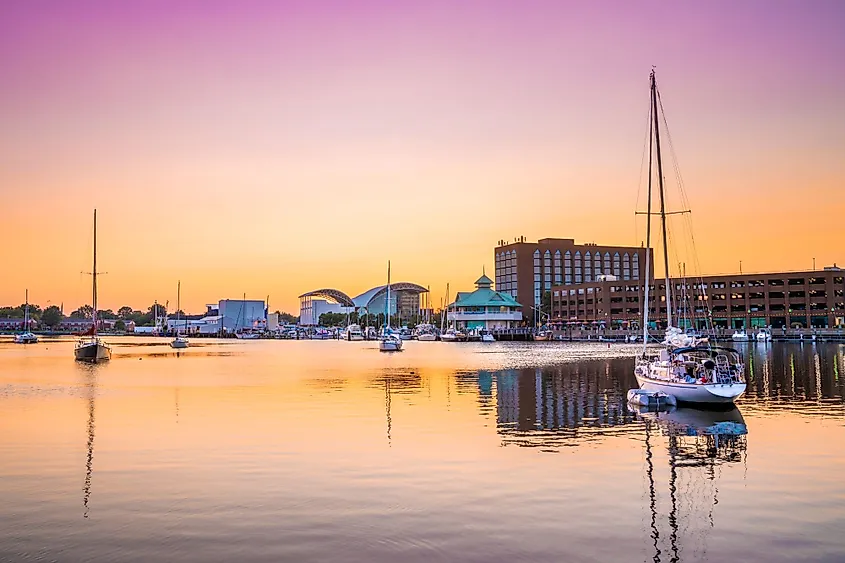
[494,237,651,325]
[550,266,845,329]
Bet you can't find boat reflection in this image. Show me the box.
[640,406,747,562]
[76,362,99,518]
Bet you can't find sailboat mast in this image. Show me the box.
[642,91,654,351]
[651,70,672,328]
[92,209,98,336]
[385,261,391,330]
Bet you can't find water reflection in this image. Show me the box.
[640,408,747,563]
[481,345,843,452]
[77,363,98,518]
[490,363,639,449]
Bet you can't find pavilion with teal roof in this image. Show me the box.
[447,272,523,330]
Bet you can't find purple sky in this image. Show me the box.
[1,1,843,311]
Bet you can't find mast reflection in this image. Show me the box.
[639,406,747,562]
[77,363,99,518]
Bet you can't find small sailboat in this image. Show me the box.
[633,71,744,404]
[14,289,38,344]
[479,328,495,343]
[74,209,111,363]
[170,281,189,349]
[379,261,402,352]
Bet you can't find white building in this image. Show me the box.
[447,273,523,330]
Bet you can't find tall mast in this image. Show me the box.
[642,82,654,351]
[92,209,98,336]
[24,289,29,330]
[651,70,672,328]
[385,261,391,330]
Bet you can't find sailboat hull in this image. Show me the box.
[74,341,112,362]
[170,338,189,349]
[14,333,38,344]
[635,375,745,404]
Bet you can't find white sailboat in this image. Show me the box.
[170,281,189,349]
[633,70,745,404]
[74,209,112,363]
[14,289,38,344]
[379,261,402,352]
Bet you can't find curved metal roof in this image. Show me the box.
[353,283,428,309]
[297,289,355,307]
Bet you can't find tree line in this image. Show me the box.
[2,302,299,329]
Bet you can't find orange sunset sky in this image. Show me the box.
[1,1,843,314]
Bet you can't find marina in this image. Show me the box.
[0,338,842,562]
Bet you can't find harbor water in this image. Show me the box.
[0,338,843,562]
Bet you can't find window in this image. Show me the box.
[564,251,572,284]
[544,250,552,290]
[622,253,630,280]
[584,252,592,282]
[604,252,611,275]
[788,278,805,286]
[632,253,640,280]
[731,281,745,288]
[594,252,602,276]
[613,252,621,277]
[748,280,764,287]
[574,251,582,284]
[731,293,745,300]
[712,294,726,301]
[809,277,825,285]
[769,279,784,286]
[749,292,765,299]
[769,291,785,299]
[770,303,785,312]
[731,305,745,313]
[789,291,805,299]
[554,250,562,285]
[533,250,541,305]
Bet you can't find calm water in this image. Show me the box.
[1,338,843,562]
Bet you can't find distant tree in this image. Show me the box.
[318,312,350,327]
[18,303,42,320]
[541,291,552,320]
[70,304,94,319]
[97,309,117,320]
[0,306,24,318]
[275,310,299,324]
[117,306,134,319]
[114,319,126,332]
[41,306,63,329]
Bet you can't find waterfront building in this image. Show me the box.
[205,300,267,332]
[494,237,651,325]
[299,283,428,326]
[550,266,845,329]
[0,318,37,331]
[446,273,522,330]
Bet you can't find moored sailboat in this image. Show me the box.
[379,261,402,352]
[633,70,745,404]
[74,210,111,363]
[14,289,38,344]
[170,281,189,349]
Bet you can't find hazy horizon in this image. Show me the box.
[3,0,843,313]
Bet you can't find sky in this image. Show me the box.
[1,0,843,314]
